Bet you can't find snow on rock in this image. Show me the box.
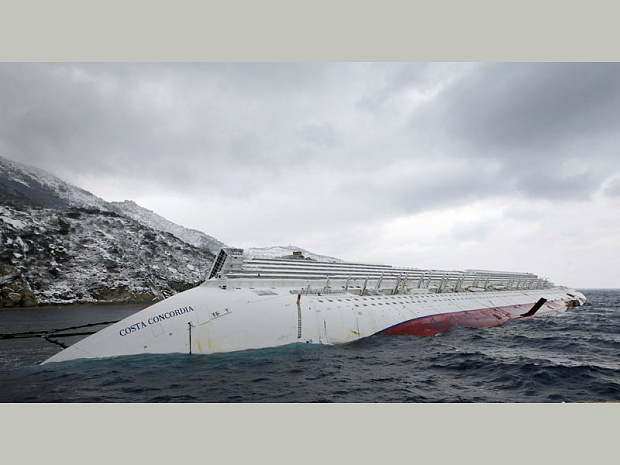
[0,205,215,307]
[0,155,228,307]
[0,156,112,211]
[0,214,26,229]
[110,200,226,253]
[245,245,343,262]
[1,155,226,253]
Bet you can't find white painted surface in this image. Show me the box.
[43,277,585,363]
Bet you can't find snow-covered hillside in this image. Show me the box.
[110,200,226,253]
[0,205,215,306]
[245,245,343,262]
[0,156,111,211]
[1,155,226,254]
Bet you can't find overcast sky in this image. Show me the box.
[1,62,619,288]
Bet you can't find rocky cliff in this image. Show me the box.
[1,204,215,307]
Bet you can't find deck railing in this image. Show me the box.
[211,249,553,293]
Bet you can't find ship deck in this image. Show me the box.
[208,248,553,295]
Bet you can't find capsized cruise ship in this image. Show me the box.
[43,248,586,363]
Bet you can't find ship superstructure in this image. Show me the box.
[209,248,551,294]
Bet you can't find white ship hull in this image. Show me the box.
[43,249,586,364]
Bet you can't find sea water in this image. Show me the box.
[1,290,619,402]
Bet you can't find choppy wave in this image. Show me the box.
[1,290,619,402]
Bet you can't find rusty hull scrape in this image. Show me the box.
[378,298,581,336]
[380,292,585,338]
[380,302,548,337]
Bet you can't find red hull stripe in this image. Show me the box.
[377,301,557,337]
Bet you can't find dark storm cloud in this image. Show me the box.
[0,63,188,175]
[0,64,285,189]
[419,63,620,152]
[406,62,620,202]
[330,158,503,219]
[2,62,619,214]
[1,63,383,207]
